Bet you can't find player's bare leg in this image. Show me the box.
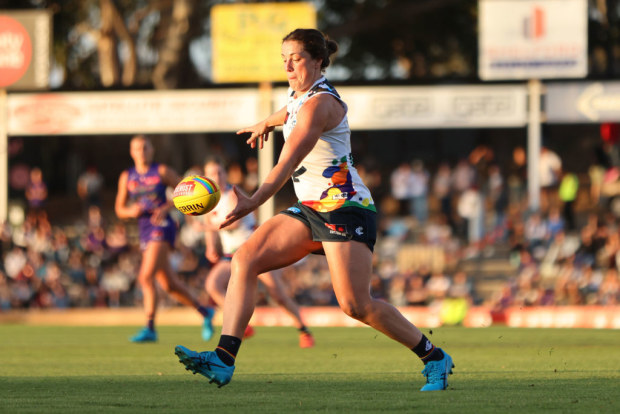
[130,242,161,342]
[175,215,318,386]
[259,269,315,347]
[323,240,454,391]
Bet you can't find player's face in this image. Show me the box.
[204,162,226,189]
[281,40,322,94]
[129,137,154,166]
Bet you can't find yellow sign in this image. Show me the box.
[211,2,317,83]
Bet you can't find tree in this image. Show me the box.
[1,0,619,88]
[97,0,136,87]
[321,0,478,81]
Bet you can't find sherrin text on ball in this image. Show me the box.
[173,175,220,216]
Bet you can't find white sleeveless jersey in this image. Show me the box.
[283,77,375,213]
[208,187,256,255]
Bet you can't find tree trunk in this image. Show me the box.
[97,0,137,87]
[98,0,120,86]
[152,0,196,89]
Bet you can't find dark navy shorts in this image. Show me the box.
[279,203,377,253]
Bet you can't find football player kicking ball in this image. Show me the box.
[175,29,453,391]
[201,158,315,348]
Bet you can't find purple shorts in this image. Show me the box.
[137,216,176,250]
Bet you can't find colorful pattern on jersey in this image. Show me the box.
[284,77,375,213]
[127,164,167,215]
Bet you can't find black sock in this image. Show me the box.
[147,318,155,331]
[215,335,241,366]
[412,334,444,364]
[298,326,310,334]
[197,305,211,318]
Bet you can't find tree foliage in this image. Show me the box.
[0,0,619,89]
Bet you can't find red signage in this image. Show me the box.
[0,15,32,87]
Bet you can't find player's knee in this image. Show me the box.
[339,299,371,322]
[271,295,285,307]
[205,279,218,297]
[230,246,260,276]
[158,279,172,292]
[137,273,153,286]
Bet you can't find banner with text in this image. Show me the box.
[211,2,316,83]
[7,89,261,135]
[276,84,528,129]
[479,0,587,80]
[0,10,51,90]
[546,81,620,123]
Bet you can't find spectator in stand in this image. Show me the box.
[25,167,48,217]
[578,264,603,304]
[4,246,27,281]
[432,162,455,230]
[487,164,508,242]
[598,268,619,305]
[105,222,129,260]
[387,274,409,306]
[424,213,453,246]
[546,207,565,240]
[539,146,562,212]
[457,184,484,255]
[452,158,476,196]
[226,162,244,187]
[489,284,514,320]
[406,273,429,306]
[523,212,549,258]
[507,146,527,208]
[448,271,474,304]
[390,161,415,217]
[598,231,620,271]
[410,159,430,225]
[77,166,105,211]
[469,144,494,189]
[243,156,259,195]
[0,271,11,310]
[426,272,451,304]
[575,225,598,267]
[558,171,579,230]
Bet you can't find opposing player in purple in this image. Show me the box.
[115,134,214,342]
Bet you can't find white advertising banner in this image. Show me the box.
[8,85,527,136]
[7,89,261,135]
[276,85,528,129]
[479,0,587,80]
[546,81,620,123]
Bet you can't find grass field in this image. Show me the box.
[1,325,619,413]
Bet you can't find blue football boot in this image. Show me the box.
[175,345,235,388]
[420,349,454,391]
[130,327,157,343]
[202,307,215,341]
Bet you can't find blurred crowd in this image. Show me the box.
[2,137,620,314]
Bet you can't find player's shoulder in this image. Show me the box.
[308,78,340,98]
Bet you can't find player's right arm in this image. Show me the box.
[236,105,287,150]
[114,170,141,219]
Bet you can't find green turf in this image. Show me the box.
[0,325,619,413]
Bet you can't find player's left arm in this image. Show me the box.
[152,164,181,223]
